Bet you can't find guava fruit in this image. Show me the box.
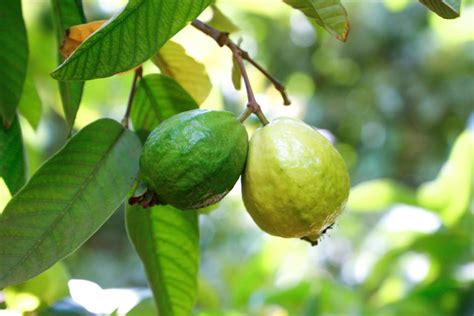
[132,109,248,210]
[241,117,350,245]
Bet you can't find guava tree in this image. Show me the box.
[0,0,464,315]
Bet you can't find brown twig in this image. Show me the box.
[243,55,291,106]
[191,20,290,124]
[122,66,143,128]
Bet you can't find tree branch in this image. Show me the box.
[121,66,143,128]
[191,20,290,124]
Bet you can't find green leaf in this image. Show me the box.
[283,0,350,41]
[0,116,26,195]
[7,262,69,307]
[417,129,473,225]
[126,204,199,316]
[419,0,461,19]
[50,0,86,130]
[51,0,212,81]
[18,71,42,131]
[152,40,212,104]
[0,179,12,213]
[131,74,198,139]
[231,56,242,90]
[347,179,417,212]
[0,119,141,289]
[127,297,157,316]
[0,0,29,127]
[208,4,239,33]
[363,231,470,295]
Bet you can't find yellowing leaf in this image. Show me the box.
[51,0,212,81]
[51,0,87,131]
[231,55,242,90]
[152,41,212,105]
[60,20,107,59]
[208,4,239,33]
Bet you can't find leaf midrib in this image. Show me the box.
[0,124,126,285]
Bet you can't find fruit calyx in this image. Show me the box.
[300,223,334,246]
[127,180,163,209]
[128,189,159,209]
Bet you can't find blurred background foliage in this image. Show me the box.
[1,0,473,315]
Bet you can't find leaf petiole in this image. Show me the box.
[122,66,143,128]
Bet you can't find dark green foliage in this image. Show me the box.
[420,0,461,18]
[0,119,141,288]
[126,204,199,316]
[0,1,471,315]
[131,74,198,139]
[0,0,28,127]
[51,0,212,80]
[50,0,87,130]
[0,116,26,194]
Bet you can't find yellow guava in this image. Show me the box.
[241,117,350,245]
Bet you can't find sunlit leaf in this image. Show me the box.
[126,204,199,316]
[18,71,42,131]
[419,0,461,19]
[318,279,361,314]
[51,0,88,130]
[127,297,157,316]
[152,40,212,104]
[196,277,220,309]
[283,0,350,41]
[0,0,28,127]
[348,179,417,212]
[6,263,69,307]
[363,231,470,295]
[51,0,212,81]
[0,119,141,288]
[263,282,313,309]
[0,179,12,213]
[131,74,198,140]
[0,116,26,195]
[231,56,242,90]
[417,129,473,226]
[208,4,239,33]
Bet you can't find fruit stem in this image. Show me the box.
[191,19,287,125]
[238,108,252,123]
[230,45,269,125]
[121,66,143,128]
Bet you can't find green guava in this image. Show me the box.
[132,109,248,210]
[242,117,350,245]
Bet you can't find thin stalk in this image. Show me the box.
[121,66,143,128]
[191,20,289,125]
